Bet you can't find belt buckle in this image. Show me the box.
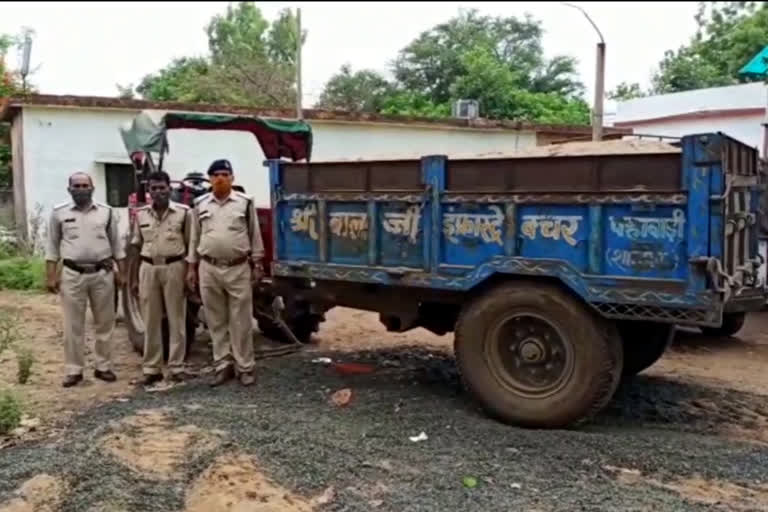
[152,256,165,265]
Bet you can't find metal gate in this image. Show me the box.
[720,135,761,296]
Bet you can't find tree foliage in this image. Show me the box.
[606,81,647,101]
[317,8,588,123]
[315,65,393,112]
[133,2,303,107]
[393,9,583,103]
[651,1,768,93]
[1,31,33,190]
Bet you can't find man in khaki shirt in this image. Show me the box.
[129,170,192,385]
[187,159,264,387]
[45,172,126,387]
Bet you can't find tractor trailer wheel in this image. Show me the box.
[701,312,746,338]
[454,282,623,429]
[617,321,675,378]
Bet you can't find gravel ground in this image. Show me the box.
[2,344,768,512]
[2,291,768,511]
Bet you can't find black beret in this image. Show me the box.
[207,159,233,175]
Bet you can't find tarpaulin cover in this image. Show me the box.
[119,111,313,162]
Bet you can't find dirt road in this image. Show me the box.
[1,290,768,511]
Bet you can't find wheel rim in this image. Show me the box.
[486,312,575,398]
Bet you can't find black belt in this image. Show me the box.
[141,255,185,265]
[201,255,249,267]
[62,259,113,274]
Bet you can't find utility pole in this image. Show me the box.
[594,41,605,142]
[19,28,33,94]
[562,3,605,141]
[295,7,303,120]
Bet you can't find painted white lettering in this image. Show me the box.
[609,208,686,242]
[329,212,369,241]
[520,215,582,247]
[290,204,319,241]
[606,248,679,272]
[382,206,422,244]
[443,206,504,246]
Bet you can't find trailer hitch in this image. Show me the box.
[252,292,305,359]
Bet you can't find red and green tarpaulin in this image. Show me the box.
[119,111,313,162]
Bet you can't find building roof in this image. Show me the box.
[0,93,631,138]
[613,82,766,126]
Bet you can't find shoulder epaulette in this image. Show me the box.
[194,193,211,205]
[53,201,71,210]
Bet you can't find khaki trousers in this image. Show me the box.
[59,266,115,376]
[199,260,254,373]
[139,259,187,375]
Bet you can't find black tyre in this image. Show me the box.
[454,282,623,429]
[122,283,145,355]
[701,312,746,338]
[618,321,675,378]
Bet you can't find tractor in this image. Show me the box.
[118,110,326,361]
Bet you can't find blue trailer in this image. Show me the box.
[266,133,765,428]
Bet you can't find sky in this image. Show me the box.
[1,1,701,114]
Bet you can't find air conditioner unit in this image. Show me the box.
[452,99,480,120]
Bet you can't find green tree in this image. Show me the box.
[606,81,647,101]
[450,46,589,123]
[392,9,584,104]
[651,2,768,93]
[316,8,588,123]
[377,90,451,118]
[135,57,215,103]
[134,2,303,107]
[1,32,30,190]
[315,64,393,112]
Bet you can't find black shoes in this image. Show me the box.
[62,374,83,388]
[239,371,255,387]
[142,373,163,386]
[94,370,117,382]
[210,366,235,387]
[169,372,192,383]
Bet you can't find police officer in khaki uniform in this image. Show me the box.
[45,172,126,387]
[129,170,193,385]
[187,159,263,387]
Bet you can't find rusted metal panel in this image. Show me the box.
[445,153,681,192]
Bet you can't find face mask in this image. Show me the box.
[149,185,170,209]
[211,175,233,197]
[70,189,93,207]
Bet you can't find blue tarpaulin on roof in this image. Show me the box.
[739,46,768,77]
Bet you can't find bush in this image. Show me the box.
[16,347,34,385]
[0,309,18,354]
[0,256,44,290]
[0,391,21,435]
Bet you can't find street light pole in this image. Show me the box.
[295,7,303,120]
[594,41,605,142]
[562,3,605,141]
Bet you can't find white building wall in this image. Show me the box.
[622,113,764,152]
[17,106,536,249]
[615,82,767,124]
